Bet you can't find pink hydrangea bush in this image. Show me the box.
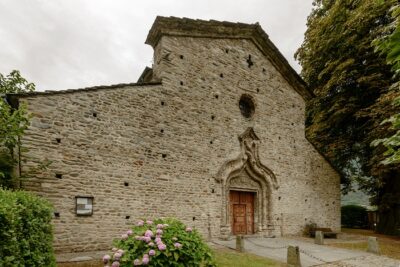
[102,218,215,267]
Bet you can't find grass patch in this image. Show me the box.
[214,248,284,267]
[329,241,400,260]
[58,248,284,267]
[335,227,400,260]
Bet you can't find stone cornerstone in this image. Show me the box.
[7,16,340,253]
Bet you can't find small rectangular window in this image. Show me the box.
[75,196,94,216]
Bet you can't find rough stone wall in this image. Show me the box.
[152,35,341,235]
[19,35,340,253]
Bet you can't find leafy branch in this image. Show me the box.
[372,4,400,165]
[0,70,35,188]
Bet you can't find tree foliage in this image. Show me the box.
[341,205,369,229]
[296,0,400,234]
[0,73,56,263]
[372,3,400,165]
[0,70,34,188]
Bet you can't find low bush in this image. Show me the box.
[341,205,369,229]
[103,218,216,267]
[0,188,55,266]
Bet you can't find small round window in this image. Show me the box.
[239,95,255,118]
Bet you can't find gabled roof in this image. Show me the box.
[6,82,161,98]
[146,16,313,100]
[137,67,154,83]
[5,82,161,108]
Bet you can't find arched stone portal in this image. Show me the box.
[215,128,278,238]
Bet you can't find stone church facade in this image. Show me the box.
[8,17,340,253]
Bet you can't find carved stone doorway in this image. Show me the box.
[215,127,279,238]
[230,190,255,235]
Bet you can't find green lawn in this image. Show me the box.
[329,240,400,260]
[214,248,285,267]
[58,248,284,267]
[328,228,400,260]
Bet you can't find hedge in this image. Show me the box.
[341,204,369,229]
[0,188,56,266]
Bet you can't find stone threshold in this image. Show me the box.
[56,250,108,263]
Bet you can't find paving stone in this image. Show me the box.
[69,256,93,262]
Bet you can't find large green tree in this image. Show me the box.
[370,3,400,234]
[372,3,400,165]
[0,70,34,188]
[296,0,400,234]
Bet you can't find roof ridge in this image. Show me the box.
[145,16,313,100]
[7,81,162,98]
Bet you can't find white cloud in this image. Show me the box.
[0,0,313,91]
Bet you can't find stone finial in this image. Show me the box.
[235,235,244,252]
[287,245,301,267]
[367,236,380,255]
[315,230,324,245]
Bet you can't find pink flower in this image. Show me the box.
[121,234,128,240]
[142,256,149,265]
[172,237,178,241]
[156,229,163,235]
[117,249,124,255]
[144,230,153,237]
[135,236,141,240]
[127,229,133,236]
[111,261,120,267]
[142,254,149,265]
[174,242,182,249]
[112,247,118,252]
[157,243,166,251]
[186,227,192,232]
[148,242,154,247]
[146,220,153,225]
[149,249,156,256]
[156,224,164,229]
[102,254,111,264]
[133,259,141,266]
[155,237,162,244]
[137,220,144,226]
[113,252,122,261]
[144,236,151,243]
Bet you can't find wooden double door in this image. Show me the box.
[230,190,255,235]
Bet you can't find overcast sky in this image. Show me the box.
[0,0,313,91]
